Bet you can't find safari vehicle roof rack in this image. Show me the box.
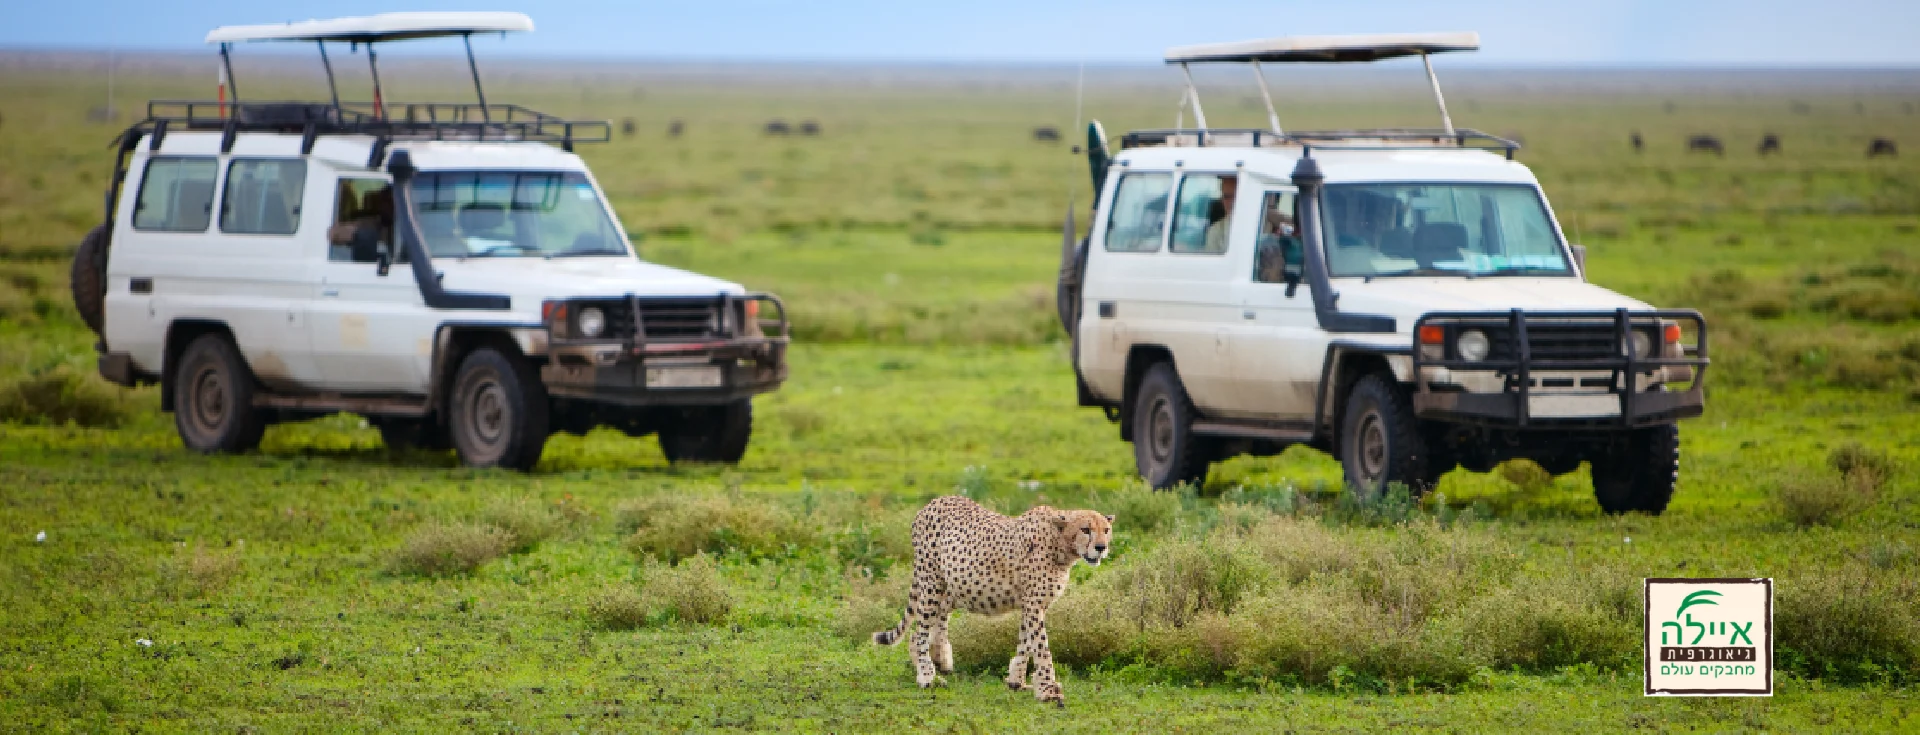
[1140,31,1500,152]
[1117,127,1520,159]
[112,12,609,155]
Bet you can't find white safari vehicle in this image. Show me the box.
[74,13,790,470]
[1057,33,1709,513]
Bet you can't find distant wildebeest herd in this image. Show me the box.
[1630,130,1896,158]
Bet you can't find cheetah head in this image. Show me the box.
[1054,510,1115,566]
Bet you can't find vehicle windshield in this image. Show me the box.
[408,171,628,259]
[1322,183,1572,278]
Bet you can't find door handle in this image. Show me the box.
[321,289,340,298]
[1243,310,1256,320]
[1098,301,1116,318]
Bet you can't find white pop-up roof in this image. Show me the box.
[1166,31,1479,64]
[205,11,533,44]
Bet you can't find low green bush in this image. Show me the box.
[389,522,511,576]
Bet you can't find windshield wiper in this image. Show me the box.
[1372,268,1472,278]
[1479,267,1571,277]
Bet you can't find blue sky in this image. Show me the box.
[5,0,1919,65]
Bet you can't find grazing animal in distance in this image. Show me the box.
[620,118,636,137]
[1033,126,1061,142]
[799,120,821,136]
[763,119,791,136]
[668,119,684,137]
[1687,135,1725,156]
[872,496,1113,707]
[1868,138,1898,158]
[1758,134,1781,156]
[1630,131,1644,152]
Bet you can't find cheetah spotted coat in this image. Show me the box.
[873,496,1113,705]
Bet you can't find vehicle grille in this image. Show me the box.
[1477,322,1649,362]
[585,297,728,340]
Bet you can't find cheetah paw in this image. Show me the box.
[918,676,949,689]
[1006,679,1029,691]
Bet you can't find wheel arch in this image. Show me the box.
[1119,344,1176,442]
[1314,343,1413,455]
[427,323,546,424]
[160,319,239,413]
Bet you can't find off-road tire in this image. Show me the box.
[448,346,550,471]
[172,334,267,453]
[1591,424,1680,515]
[70,224,110,336]
[1132,362,1210,490]
[1339,374,1432,500]
[659,399,753,464]
[377,418,451,452]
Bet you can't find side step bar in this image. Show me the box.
[253,393,430,418]
[1190,419,1314,443]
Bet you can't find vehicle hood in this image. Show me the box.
[434,256,743,313]
[1336,278,1654,319]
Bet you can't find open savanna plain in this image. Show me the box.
[2,56,1919,731]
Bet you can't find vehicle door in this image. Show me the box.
[1078,170,1242,413]
[308,175,434,393]
[1226,188,1321,420]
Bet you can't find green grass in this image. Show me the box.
[3,61,1920,730]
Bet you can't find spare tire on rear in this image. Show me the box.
[70,224,110,336]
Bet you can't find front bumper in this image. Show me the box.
[1410,309,1710,429]
[539,293,791,407]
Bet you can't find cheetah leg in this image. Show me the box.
[931,610,954,674]
[1004,652,1030,691]
[1022,605,1064,706]
[907,560,948,688]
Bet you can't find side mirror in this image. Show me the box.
[1570,243,1587,277]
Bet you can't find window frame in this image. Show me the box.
[130,155,220,233]
[1100,171,1175,254]
[1166,171,1240,257]
[1317,181,1574,279]
[219,157,309,237]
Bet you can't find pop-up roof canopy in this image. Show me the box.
[201,12,535,124]
[1165,31,1478,64]
[205,11,533,44]
[1158,31,1480,137]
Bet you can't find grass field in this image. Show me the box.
[2,56,1920,731]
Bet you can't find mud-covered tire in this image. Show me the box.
[448,346,549,471]
[172,334,267,453]
[1591,424,1680,515]
[658,400,753,464]
[377,418,450,452]
[70,224,110,336]
[1339,374,1431,499]
[1132,362,1210,490]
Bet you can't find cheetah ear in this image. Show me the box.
[1104,514,1116,523]
[1052,512,1069,531]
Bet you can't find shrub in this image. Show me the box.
[389,522,511,576]
[479,497,564,553]
[1773,473,1873,528]
[1095,481,1181,533]
[587,586,652,631]
[590,554,734,629]
[1496,459,1554,493]
[157,543,242,599]
[1777,565,1920,684]
[1828,442,1895,492]
[0,366,132,427]
[620,494,814,562]
[830,571,907,642]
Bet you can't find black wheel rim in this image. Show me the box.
[187,362,227,434]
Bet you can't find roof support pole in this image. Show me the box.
[1179,62,1208,130]
[366,43,384,120]
[462,33,491,123]
[1420,51,1455,136]
[1250,59,1282,135]
[316,41,341,112]
[219,43,239,101]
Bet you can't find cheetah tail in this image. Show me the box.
[871,608,908,646]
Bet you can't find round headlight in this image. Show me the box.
[1628,330,1653,358]
[1456,329,1490,362]
[577,307,606,338]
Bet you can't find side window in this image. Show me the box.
[329,179,397,263]
[1102,173,1172,253]
[1169,173,1236,254]
[221,159,307,235]
[131,157,218,232]
[1253,191,1303,284]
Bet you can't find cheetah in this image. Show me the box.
[872,495,1113,706]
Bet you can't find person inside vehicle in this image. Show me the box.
[329,186,394,263]
[1203,175,1238,253]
